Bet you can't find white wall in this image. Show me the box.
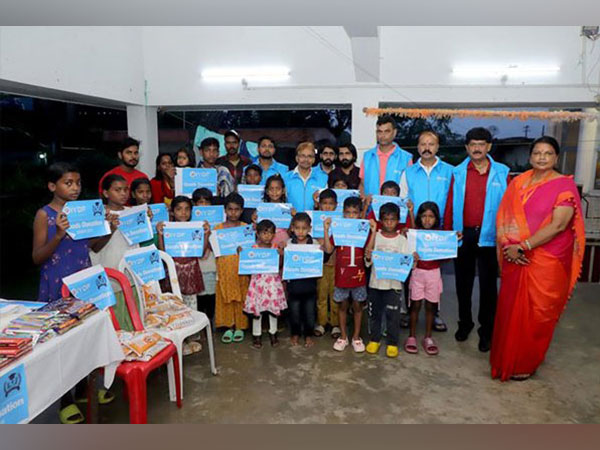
[0,26,146,104]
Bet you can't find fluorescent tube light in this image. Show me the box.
[201,66,290,82]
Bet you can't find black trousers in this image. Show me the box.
[454,227,498,340]
[287,292,316,337]
[197,294,215,322]
[368,288,402,345]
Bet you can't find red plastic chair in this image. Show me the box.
[62,267,182,424]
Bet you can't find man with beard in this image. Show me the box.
[360,115,413,196]
[399,130,453,332]
[443,127,510,352]
[327,143,361,189]
[98,136,148,196]
[313,142,337,178]
[216,130,252,185]
[197,137,236,198]
[251,136,289,185]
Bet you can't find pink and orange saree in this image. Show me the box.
[491,170,585,381]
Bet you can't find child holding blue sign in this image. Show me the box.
[364,203,417,358]
[213,193,250,343]
[239,164,262,224]
[406,202,447,355]
[193,188,217,322]
[130,178,158,247]
[323,196,369,353]
[262,174,294,247]
[243,220,286,349]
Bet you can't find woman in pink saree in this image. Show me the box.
[492,136,585,381]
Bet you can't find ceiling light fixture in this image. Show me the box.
[201,66,290,82]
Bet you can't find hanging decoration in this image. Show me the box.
[363,107,598,122]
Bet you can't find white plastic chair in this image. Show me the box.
[119,250,217,401]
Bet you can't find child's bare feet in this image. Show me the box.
[290,335,300,346]
[304,336,315,348]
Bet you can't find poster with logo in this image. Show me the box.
[408,229,458,261]
[238,184,265,209]
[238,248,279,275]
[191,205,225,229]
[116,205,154,245]
[163,222,206,257]
[209,225,256,257]
[148,203,168,234]
[256,203,293,229]
[330,218,370,248]
[63,200,111,240]
[123,245,166,284]
[371,195,409,222]
[306,210,342,239]
[175,167,217,196]
[0,364,28,424]
[62,265,117,310]
[372,252,413,282]
[282,244,324,280]
[332,189,360,211]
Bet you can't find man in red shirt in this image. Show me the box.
[98,137,149,196]
[443,128,510,352]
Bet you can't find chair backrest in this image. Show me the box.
[118,250,183,324]
[61,267,144,332]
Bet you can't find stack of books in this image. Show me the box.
[0,337,33,369]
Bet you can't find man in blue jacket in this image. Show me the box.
[284,141,328,212]
[251,136,289,185]
[443,128,510,353]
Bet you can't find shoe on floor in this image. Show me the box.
[314,325,325,337]
[454,323,474,342]
[331,327,342,339]
[399,313,410,329]
[365,341,381,354]
[403,336,419,354]
[422,337,439,355]
[333,337,349,351]
[433,315,448,332]
[182,342,194,356]
[386,345,399,358]
[478,337,491,352]
[269,332,279,347]
[351,338,365,353]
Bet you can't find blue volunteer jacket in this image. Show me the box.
[363,144,412,196]
[284,169,328,212]
[452,155,509,247]
[248,158,289,185]
[405,158,453,222]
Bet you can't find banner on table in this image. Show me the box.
[209,225,256,257]
[63,200,110,240]
[175,168,217,196]
[408,229,458,261]
[0,364,28,424]
[62,265,117,310]
[371,195,409,222]
[306,210,342,239]
[148,203,168,234]
[116,205,153,245]
[330,218,370,248]
[332,189,360,211]
[163,222,206,257]
[256,203,293,229]
[238,184,264,209]
[123,245,166,284]
[282,244,324,280]
[238,248,279,275]
[372,251,413,282]
[191,205,224,229]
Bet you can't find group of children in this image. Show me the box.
[34,151,450,362]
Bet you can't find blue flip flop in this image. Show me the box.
[221,329,234,344]
[232,329,245,343]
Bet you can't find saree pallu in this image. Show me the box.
[491,171,585,381]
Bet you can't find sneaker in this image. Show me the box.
[331,327,342,339]
[365,341,381,354]
[351,338,365,353]
[333,337,349,351]
[386,345,399,358]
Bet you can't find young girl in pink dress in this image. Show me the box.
[243,219,287,349]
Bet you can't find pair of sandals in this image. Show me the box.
[221,329,244,344]
[59,389,115,424]
[404,336,439,355]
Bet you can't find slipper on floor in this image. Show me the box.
[331,327,341,339]
[221,329,234,344]
[422,337,439,355]
[433,316,448,332]
[404,336,419,354]
[314,325,325,337]
[232,329,245,342]
[59,403,84,424]
[189,341,203,353]
[75,389,115,405]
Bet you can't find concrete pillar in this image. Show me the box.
[126,105,159,177]
[351,100,377,164]
[574,108,599,193]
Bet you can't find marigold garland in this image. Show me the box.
[363,107,598,122]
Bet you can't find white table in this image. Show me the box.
[0,310,124,423]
